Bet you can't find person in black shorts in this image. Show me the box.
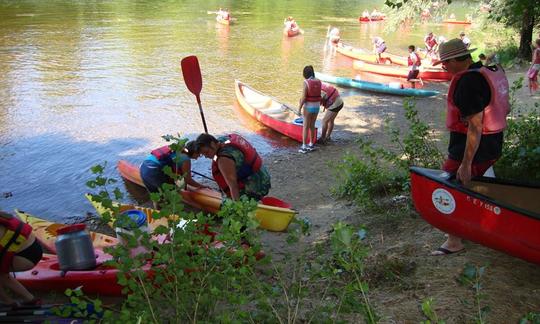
[319,83,344,144]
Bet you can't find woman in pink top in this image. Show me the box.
[527,39,540,95]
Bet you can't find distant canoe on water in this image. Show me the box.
[443,19,472,25]
[358,15,386,22]
[410,167,540,265]
[315,72,439,97]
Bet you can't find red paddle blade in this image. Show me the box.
[181,55,203,96]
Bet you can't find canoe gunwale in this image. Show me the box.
[410,166,540,220]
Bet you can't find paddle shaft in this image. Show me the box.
[192,170,215,182]
[195,95,208,133]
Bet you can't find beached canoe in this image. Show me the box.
[353,60,451,81]
[358,16,385,22]
[235,80,315,143]
[15,209,118,254]
[315,72,439,97]
[334,43,424,66]
[443,19,472,25]
[117,160,297,231]
[410,167,540,265]
[16,249,151,296]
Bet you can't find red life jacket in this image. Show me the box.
[446,66,510,134]
[211,134,263,196]
[407,52,422,67]
[304,78,322,104]
[0,214,32,273]
[425,36,437,49]
[534,48,540,64]
[150,145,182,174]
[321,83,339,108]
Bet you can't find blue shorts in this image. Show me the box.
[305,106,320,114]
[140,159,170,193]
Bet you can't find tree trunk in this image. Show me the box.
[518,7,534,60]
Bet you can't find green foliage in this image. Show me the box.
[383,0,449,32]
[520,312,540,324]
[333,99,443,210]
[495,79,540,182]
[458,264,490,324]
[420,298,446,324]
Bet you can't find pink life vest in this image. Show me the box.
[534,48,540,64]
[446,66,510,134]
[407,52,422,67]
[304,78,322,104]
[321,83,339,108]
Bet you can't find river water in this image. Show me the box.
[0,0,476,221]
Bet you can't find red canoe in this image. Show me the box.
[16,249,151,296]
[353,60,451,81]
[235,80,316,143]
[358,16,385,22]
[410,167,540,265]
[284,26,301,37]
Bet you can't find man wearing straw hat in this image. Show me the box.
[431,38,510,256]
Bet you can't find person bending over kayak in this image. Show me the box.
[195,133,271,201]
[0,211,42,307]
[140,141,206,194]
[319,83,344,144]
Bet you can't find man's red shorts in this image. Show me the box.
[442,158,498,177]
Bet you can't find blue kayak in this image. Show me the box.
[315,72,439,98]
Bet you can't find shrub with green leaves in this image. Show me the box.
[333,99,443,209]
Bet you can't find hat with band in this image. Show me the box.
[432,38,476,65]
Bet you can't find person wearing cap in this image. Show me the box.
[0,211,42,307]
[459,31,471,49]
[140,140,207,194]
[431,39,510,255]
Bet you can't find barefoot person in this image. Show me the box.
[319,82,344,144]
[298,65,321,153]
[195,133,271,200]
[0,211,42,306]
[527,39,540,95]
[431,39,510,255]
[407,45,422,81]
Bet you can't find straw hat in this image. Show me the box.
[432,38,476,65]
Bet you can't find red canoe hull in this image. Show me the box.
[16,250,149,296]
[410,167,540,265]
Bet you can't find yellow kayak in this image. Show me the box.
[117,160,297,231]
[84,194,173,230]
[15,209,118,254]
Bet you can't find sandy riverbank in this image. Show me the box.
[260,66,540,322]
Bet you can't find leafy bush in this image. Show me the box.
[333,99,443,209]
[495,79,540,182]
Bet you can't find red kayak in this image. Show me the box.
[358,16,385,22]
[235,80,316,143]
[284,26,301,37]
[16,249,151,296]
[410,167,540,265]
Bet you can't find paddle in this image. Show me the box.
[181,56,208,133]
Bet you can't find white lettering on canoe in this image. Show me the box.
[466,196,501,215]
